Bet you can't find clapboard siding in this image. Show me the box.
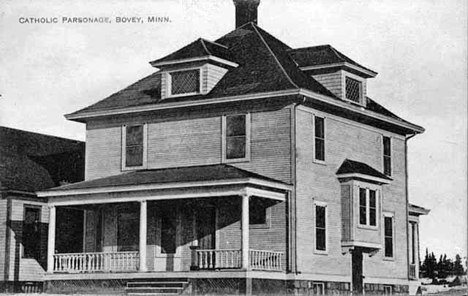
[6,199,48,282]
[205,64,228,93]
[86,107,291,183]
[0,199,7,280]
[295,107,408,280]
[85,126,122,180]
[313,71,342,98]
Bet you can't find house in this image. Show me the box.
[37,0,430,295]
[0,126,85,293]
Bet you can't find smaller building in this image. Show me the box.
[0,126,85,293]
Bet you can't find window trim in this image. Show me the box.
[383,212,395,260]
[312,114,326,164]
[121,124,148,171]
[382,135,392,176]
[166,67,203,98]
[221,113,251,163]
[313,201,328,254]
[357,185,380,230]
[343,72,365,105]
[22,205,42,259]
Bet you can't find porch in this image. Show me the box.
[38,165,291,276]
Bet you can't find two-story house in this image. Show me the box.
[37,1,429,295]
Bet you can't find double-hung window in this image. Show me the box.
[314,116,325,162]
[122,124,147,169]
[384,214,394,258]
[359,187,378,227]
[222,114,250,162]
[314,202,327,253]
[383,136,392,176]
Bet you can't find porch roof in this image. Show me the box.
[37,164,291,200]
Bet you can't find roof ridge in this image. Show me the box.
[328,45,346,63]
[200,38,229,49]
[199,38,212,56]
[250,23,299,89]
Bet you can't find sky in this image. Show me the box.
[0,0,466,260]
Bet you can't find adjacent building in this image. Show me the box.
[37,1,429,295]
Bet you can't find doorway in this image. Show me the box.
[196,206,216,250]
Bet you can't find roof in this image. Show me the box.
[288,44,377,77]
[409,203,430,216]
[67,23,420,134]
[150,38,235,66]
[45,164,288,192]
[336,159,392,182]
[0,126,85,192]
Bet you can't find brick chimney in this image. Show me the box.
[233,0,260,28]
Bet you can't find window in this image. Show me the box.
[345,76,362,103]
[359,188,378,227]
[315,203,327,252]
[314,116,325,162]
[383,136,392,176]
[249,197,269,227]
[223,114,250,162]
[410,221,417,264]
[23,206,41,259]
[384,215,394,258]
[169,69,200,96]
[160,211,177,254]
[312,283,325,295]
[117,207,139,251]
[122,124,147,169]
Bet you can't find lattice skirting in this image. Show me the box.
[46,279,127,294]
[0,281,44,294]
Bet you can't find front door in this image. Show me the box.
[352,249,364,295]
[196,206,216,249]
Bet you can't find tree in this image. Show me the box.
[454,254,465,276]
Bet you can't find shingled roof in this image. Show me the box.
[0,126,85,192]
[67,22,419,134]
[336,159,392,182]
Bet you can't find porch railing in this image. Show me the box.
[194,249,283,271]
[249,249,283,271]
[409,264,417,280]
[53,251,139,273]
[196,249,242,269]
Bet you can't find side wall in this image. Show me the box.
[0,199,7,283]
[295,106,408,282]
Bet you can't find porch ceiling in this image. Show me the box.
[37,164,291,205]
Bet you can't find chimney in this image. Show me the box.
[233,0,260,28]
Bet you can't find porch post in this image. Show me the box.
[47,205,56,273]
[241,193,250,269]
[139,200,147,272]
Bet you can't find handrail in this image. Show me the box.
[53,251,139,273]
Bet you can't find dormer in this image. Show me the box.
[149,38,238,100]
[289,45,377,107]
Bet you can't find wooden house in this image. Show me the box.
[37,1,430,295]
[0,126,84,293]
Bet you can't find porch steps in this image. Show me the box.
[126,278,189,296]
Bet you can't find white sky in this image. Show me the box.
[0,0,466,259]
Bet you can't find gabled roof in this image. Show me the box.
[0,126,85,192]
[66,23,422,135]
[288,45,377,77]
[336,159,392,183]
[41,164,289,193]
[150,38,236,67]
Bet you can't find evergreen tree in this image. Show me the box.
[454,254,465,276]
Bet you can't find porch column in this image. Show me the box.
[47,205,56,273]
[241,193,250,269]
[139,200,147,272]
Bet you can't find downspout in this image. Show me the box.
[289,96,306,274]
[405,132,417,282]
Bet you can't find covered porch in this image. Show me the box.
[37,165,291,275]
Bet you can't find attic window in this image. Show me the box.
[345,77,362,103]
[169,69,200,96]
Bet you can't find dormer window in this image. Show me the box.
[345,76,362,103]
[168,69,201,97]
